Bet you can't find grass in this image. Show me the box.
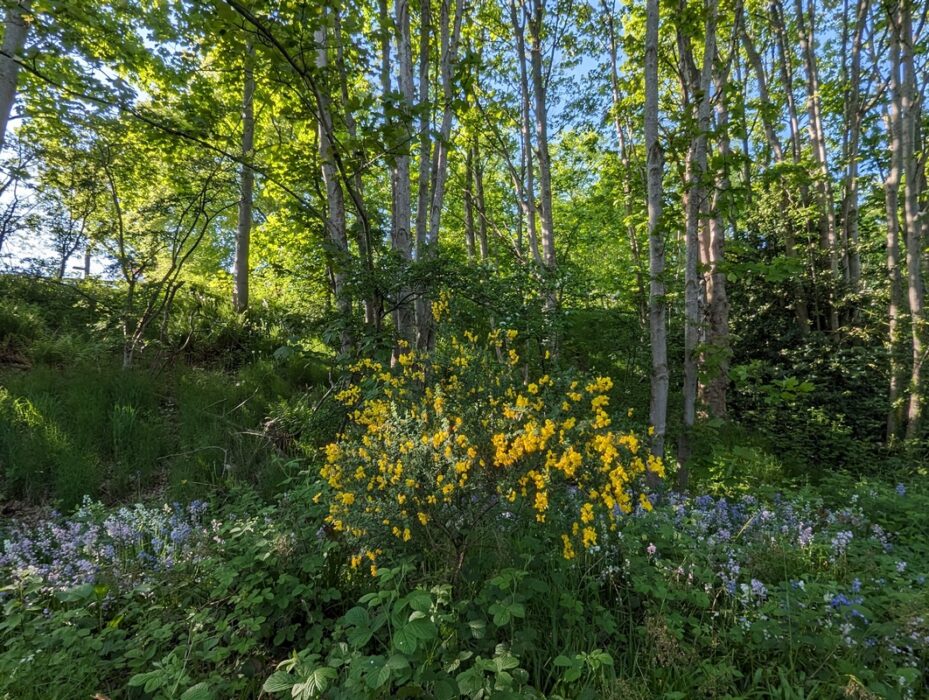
[0,360,308,507]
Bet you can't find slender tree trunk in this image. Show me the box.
[645,0,668,461]
[474,140,489,259]
[392,0,416,353]
[899,0,924,438]
[233,41,255,313]
[334,6,378,328]
[841,0,867,299]
[769,0,811,333]
[0,0,30,151]
[885,27,904,441]
[415,0,464,350]
[315,21,354,355]
[529,0,554,271]
[464,141,476,258]
[676,0,717,472]
[794,0,840,331]
[510,0,541,266]
[740,27,783,162]
[606,2,647,324]
[528,0,557,350]
[700,70,730,419]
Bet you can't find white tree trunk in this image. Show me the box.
[644,0,668,460]
[233,41,254,313]
[315,22,353,355]
[0,0,30,151]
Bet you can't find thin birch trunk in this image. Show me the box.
[315,22,354,355]
[899,0,924,438]
[794,0,840,331]
[233,41,255,314]
[0,0,30,151]
[885,25,904,441]
[676,0,717,472]
[510,0,541,266]
[392,0,416,353]
[645,0,668,460]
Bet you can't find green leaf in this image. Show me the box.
[393,624,418,654]
[262,672,295,693]
[406,589,432,613]
[180,682,212,700]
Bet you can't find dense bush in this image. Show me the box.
[320,331,662,573]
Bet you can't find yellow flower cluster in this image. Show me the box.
[319,331,664,569]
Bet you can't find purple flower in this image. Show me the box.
[896,483,906,497]
[831,530,853,556]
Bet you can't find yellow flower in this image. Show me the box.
[527,383,539,395]
[417,512,430,525]
[582,527,597,548]
[562,533,576,560]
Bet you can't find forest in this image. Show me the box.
[0,0,928,697]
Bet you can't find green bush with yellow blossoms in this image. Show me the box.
[319,328,665,575]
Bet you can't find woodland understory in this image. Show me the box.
[1,0,928,698]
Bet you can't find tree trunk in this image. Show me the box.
[606,1,647,324]
[645,0,668,461]
[528,0,557,350]
[315,21,354,355]
[840,0,867,296]
[392,0,416,354]
[334,6,378,329]
[474,141,488,259]
[700,68,730,419]
[510,0,541,266]
[676,0,717,472]
[0,0,30,151]
[769,0,811,333]
[899,0,923,439]
[233,41,255,314]
[464,141,476,258]
[885,25,904,441]
[529,0,554,271]
[794,0,840,331]
[740,26,783,163]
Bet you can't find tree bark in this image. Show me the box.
[528,0,554,272]
[840,0,867,296]
[474,139,489,259]
[0,0,30,151]
[884,23,904,441]
[898,0,923,439]
[528,0,557,351]
[510,0,542,266]
[700,66,730,420]
[233,41,255,314]
[392,0,416,354]
[645,0,668,460]
[315,21,354,355]
[676,0,717,471]
[606,1,647,324]
[794,0,840,331]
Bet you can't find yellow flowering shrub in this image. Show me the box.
[320,332,664,570]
